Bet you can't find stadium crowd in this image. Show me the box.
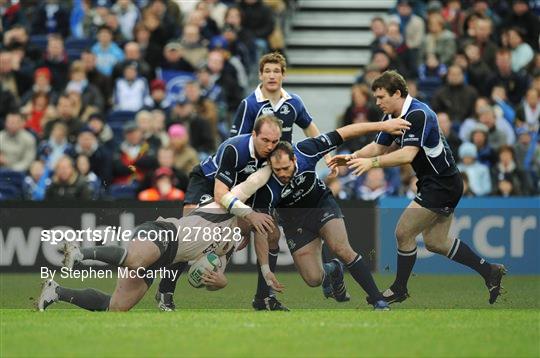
[331,0,539,201]
[0,0,538,202]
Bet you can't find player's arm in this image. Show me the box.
[336,118,410,141]
[348,111,425,175]
[217,164,275,234]
[253,230,284,293]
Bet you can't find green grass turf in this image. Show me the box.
[1,273,539,357]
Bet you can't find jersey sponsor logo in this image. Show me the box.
[240,164,257,175]
[292,189,305,199]
[282,187,293,198]
[262,107,274,115]
[199,194,213,205]
[403,137,419,142]
[279,105,290,115]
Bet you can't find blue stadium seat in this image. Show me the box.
[67,48,83,62]
[0,169,25,188]
[107,111,137,124]
[0,184,22,200]
[108,183,139,200]
[65,37,93,50]
[29,34,49,50]
[108,122,125,147]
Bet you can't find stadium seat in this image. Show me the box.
[0,184,22,200]
[29,34,49,50]
[65,37,93,50]
[108,183,139,200]
[67,48,83,62]
[0,169,25,189]
[107,111,137,125]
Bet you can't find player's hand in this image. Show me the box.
[382,117,411,135]
[325,155,339,178]
[328,154,355,170]
[347,157,373,176]
[264,272,284,293]
[245,212,275,235]
[202,269,228,290]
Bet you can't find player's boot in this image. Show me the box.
[155,291,176,311]
[328,259,350,302]
[485,263,506,304]
[37,279,59,311]
[62,242,83,269]
[373,300,390,311]
[381,284,409,304]
[252,296,290,311]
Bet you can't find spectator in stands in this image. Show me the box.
[223,6,256,71]
[477,105,509,149]
[437,112,461,160]
[168,124,199,174]
[87,113,115,153]
[356,168,391,201]
[441,0,466,37]
[144,0,180,43]
[0,112,36,172]
[0,50,24,102]
[75,128,112,187]
[431,65,478,123]
[135,110,163,150]
[91,25,125,76]
[0,82,19,128]
[1,1,26,32]
[159,41,195,73]
[9,42,35,93]
[457,142,492,196]
[20,67,58,107]
[31,0,70,38]
[504,27,534,73]
[184,80,219,136]
[38,121,75,170]
[112,42,152,82]
[168,99,215,155]
[113,61,150,112]
[369,17,388,55]
[76,154,102,199]
[192,1,221,41]
[491,85,516,128]
[491,145,532,196]
[44,94,84,143]
[152,146,189,191]
[356,63,382,87]
[22,160,51,200]
[417,53,447,102]
[339,84,381,153]
[392,0,425,77]
[179,24,209,69]
[464,43,492,96]
[197,65,224,108]
[111,0,140,41]
[133,23,161,69]
[423,12,456,66]
[138,167,184,201]
[469,123,496,167]
[21,92,56,138]
[81,49,112,107]
[144,79,171,111]
[460,17,497,70]
[45,155,91,200]
[486,48,529,106]
[514,128,540,184]
[207,49,244,113]
[502,0,540,51]
[112,121,155,184]
[378,21,409,74]
[66,60,105,113]
[239,0,275,56]
[40,34,69,92]
[515,88,540,131]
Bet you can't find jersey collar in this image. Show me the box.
[255,85,292,111]
[248,135,256,159]
[396,95,413,118]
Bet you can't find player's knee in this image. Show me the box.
[302,272,323,287]
[424,240,445,254]
[334,246,356,264]
[267,227,280,247]
[124,254,147,270]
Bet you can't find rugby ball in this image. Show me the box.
[188,253,222,288]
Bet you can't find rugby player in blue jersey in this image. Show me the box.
[253,117,411,310]
[330,71,506,305]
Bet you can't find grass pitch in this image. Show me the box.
[1,273,539,357]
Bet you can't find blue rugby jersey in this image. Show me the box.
[200,134,266,189]
[252,131,343,209]
[375,95,457,178]
[229,86,313,143]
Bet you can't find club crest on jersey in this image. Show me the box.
[279,105,290,115]
[293,174,306,186]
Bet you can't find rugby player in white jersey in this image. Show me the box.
[37,166,282,311]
